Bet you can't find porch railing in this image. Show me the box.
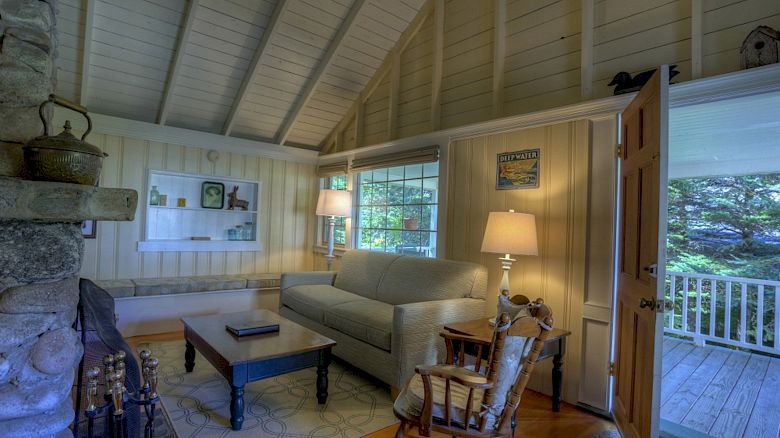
[664,271,780,354]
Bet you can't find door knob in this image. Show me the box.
[639,297,655,310]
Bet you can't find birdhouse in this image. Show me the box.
[740,25,780,69]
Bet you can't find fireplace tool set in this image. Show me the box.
[83,350,160,438]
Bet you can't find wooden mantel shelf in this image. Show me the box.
[0,176,138,222]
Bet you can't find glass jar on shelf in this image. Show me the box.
[149,185,159,205]
[242,222,253,240]
[228,228,238,241]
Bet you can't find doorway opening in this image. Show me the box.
[660,91,780,437]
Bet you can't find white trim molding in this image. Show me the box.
[54,109,319,164]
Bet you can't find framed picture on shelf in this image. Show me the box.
[496,148,540,190]
[201,181,225,209]
[81,220,96,239]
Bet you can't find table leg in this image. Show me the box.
[230,384,244,431]
[552,352,563,412]
[185,340,195,372]
[317,348,331,404]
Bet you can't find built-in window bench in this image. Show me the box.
[94,274,280,337]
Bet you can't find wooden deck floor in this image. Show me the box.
[662,337,780,438]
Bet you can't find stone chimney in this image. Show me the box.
[0,1,138,436]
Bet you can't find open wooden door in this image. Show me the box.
[613,66,670,438]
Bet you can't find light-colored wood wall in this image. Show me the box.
[79,133,318,280]
[323,0,780,153]
[446,118,617,408]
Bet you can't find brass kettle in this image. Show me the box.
[23,95,108,186]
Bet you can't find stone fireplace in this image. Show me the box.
[0,1,138,436]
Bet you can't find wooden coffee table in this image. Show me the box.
[181,309,336,431]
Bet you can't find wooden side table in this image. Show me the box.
[442,318,571,412]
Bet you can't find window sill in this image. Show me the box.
[313,245,347,257]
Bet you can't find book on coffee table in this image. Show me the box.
[226,320,280,337]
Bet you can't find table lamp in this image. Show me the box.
[480,209,538,296]
[316,189,352,270]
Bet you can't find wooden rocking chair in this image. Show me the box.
[392,296,554,437]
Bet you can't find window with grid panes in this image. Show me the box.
[355,162,438,257]
[321,175,348,246]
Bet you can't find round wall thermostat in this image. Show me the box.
[206,150,219,163]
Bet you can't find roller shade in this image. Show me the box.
[350,145,439,173]
[316,160,348,177]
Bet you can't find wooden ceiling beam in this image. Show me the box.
[79,0,95,106]
[274,0,368,146]
[157,0,200,125]
[222,0,289,136]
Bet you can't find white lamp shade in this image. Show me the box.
[480,211,538,256]
[316,189,352,217]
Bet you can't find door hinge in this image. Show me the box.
[609,362,615,376]
[616,144,622,157]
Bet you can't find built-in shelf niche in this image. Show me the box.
[138,169,261,252]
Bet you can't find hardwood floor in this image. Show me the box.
[126,331,616,438]
[661,336,780,438]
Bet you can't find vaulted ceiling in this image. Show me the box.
[55,0,427,150]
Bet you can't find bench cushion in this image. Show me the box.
[190,275,247,292]
[281,284,367,324]
[94,279,135,298]
[324,300,394,351]
[133,278,195,296]
[245,273,281,289]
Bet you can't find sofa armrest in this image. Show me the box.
[392,298,486,388]
[280,271,337,290]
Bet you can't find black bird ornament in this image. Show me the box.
[608,65,680,95]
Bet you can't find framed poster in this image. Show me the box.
[81,220,96,239]
[496,148,540,190]
[201,181,225,209]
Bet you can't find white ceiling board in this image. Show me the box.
[166,0,277,132]
[53,0,429,149]
[85,0,187,121]
[669,90,780,178]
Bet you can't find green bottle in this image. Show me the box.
[150,185,160,205]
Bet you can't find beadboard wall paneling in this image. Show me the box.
[446,119,605,406]
[79,133,317,280]
[324,0,778,154]
[701,0,780,77]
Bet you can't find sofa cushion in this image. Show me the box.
[133,277,195,296]
[376,256,488,305]
[281,284,367,324]
[190,275,247,292]
[324,300,394,351]
[334,250,399,299]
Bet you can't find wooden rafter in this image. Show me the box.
[580,0,594,99]
[430,0,444,131]
[492,0,506,117]
[79,0,96,106]
[274,0,368,146]
[158,0,200,125]
[691,0,703,79]
[222,0,290,136]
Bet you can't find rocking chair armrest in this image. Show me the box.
[415,364,494,389]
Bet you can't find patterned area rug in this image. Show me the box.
[139,341,397,438]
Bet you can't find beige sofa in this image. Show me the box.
[279,250,487,388]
